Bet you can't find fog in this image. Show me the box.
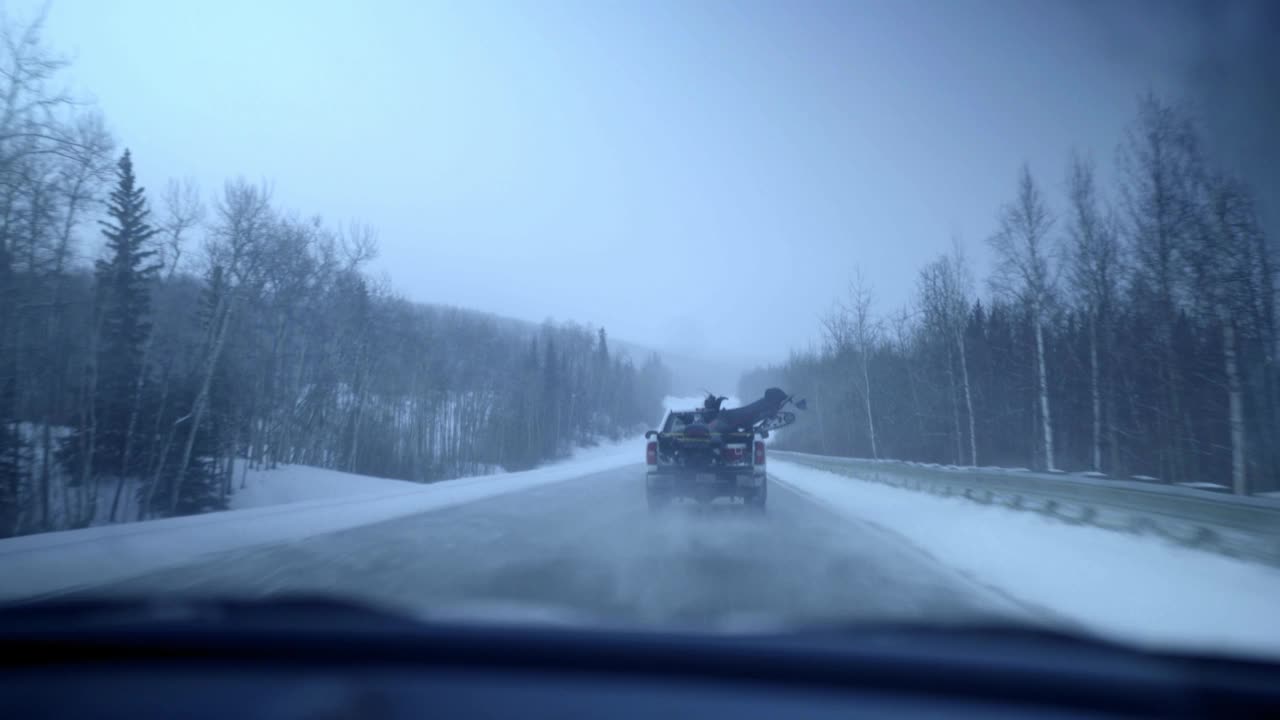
[4,1,1280,671]
[15,0,1267,376]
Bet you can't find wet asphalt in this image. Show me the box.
[83,464,1020,631]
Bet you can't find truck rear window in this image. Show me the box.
[665,412,709,432]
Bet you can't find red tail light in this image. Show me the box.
[646,441,658,465]
[754,441,766,465]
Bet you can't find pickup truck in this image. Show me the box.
[644,407,767,512]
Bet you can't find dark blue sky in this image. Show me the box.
[24,0,1261,374]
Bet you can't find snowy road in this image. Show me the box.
[71,463,1022,631]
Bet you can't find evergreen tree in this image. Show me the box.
[63,150,159,485]
[94,149,160,468]
[595,327,610,370]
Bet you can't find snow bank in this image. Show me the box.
[228,436,644,511]
[770,459,1280,659]
[0,442,640,602]
[1176,481,1231,493]
[229,465,422,510]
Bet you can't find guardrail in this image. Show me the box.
[771,451,1280,567]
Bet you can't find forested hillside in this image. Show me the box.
[743,95,1278,494]
[0,16,669,537]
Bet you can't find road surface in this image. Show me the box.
[79,463,1026,631]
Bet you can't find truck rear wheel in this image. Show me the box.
[744,482,767,513]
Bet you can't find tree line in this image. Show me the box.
[742,94,1278,495]
[0,16,670,537]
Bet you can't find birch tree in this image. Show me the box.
[1118,95,1203,483]
[919,245,977,466]
[989,165,1057,470]
[170,180,272,512]
[1064,153,1121,472]
[0,10,96,534]
[1194,175,1259,494]
[822,270,881,459]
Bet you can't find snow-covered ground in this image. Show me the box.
[0,439,641,602]
[229,465,423,510]
[12,406,1275,662]
[770,459,1280,658]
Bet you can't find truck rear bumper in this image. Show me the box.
[646,469,766,496]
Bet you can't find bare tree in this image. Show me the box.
[890,305,928,444]
[0,8,97,534]
[1194,175,1260,494]
[1064,153,1121,472]
[158,178,204,273]
[338,221,379,270]
[853,274,879,459]
[990,165,1057,470]
[135,180,205,517]
[0,9,75,172]
[918,243,977,466]
[1118,94,1204,482]
[39,113,113,527]
[169,179,272,512]
[827,270,880,459]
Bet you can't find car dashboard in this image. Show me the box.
[2,599,1278,719]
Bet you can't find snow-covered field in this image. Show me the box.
[770,459,1280,658]
[0,440,641,602]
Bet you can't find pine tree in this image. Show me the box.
[97,148,160,467]
[63,150,159,492]
[595,327,609,368]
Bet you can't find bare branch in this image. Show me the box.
[338,221,378,271]
[158,177,204,277]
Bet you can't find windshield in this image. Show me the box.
[1,0,1279,662]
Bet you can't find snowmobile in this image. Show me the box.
[700,387,807,436]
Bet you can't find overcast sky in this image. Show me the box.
[18,0,1275,375]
